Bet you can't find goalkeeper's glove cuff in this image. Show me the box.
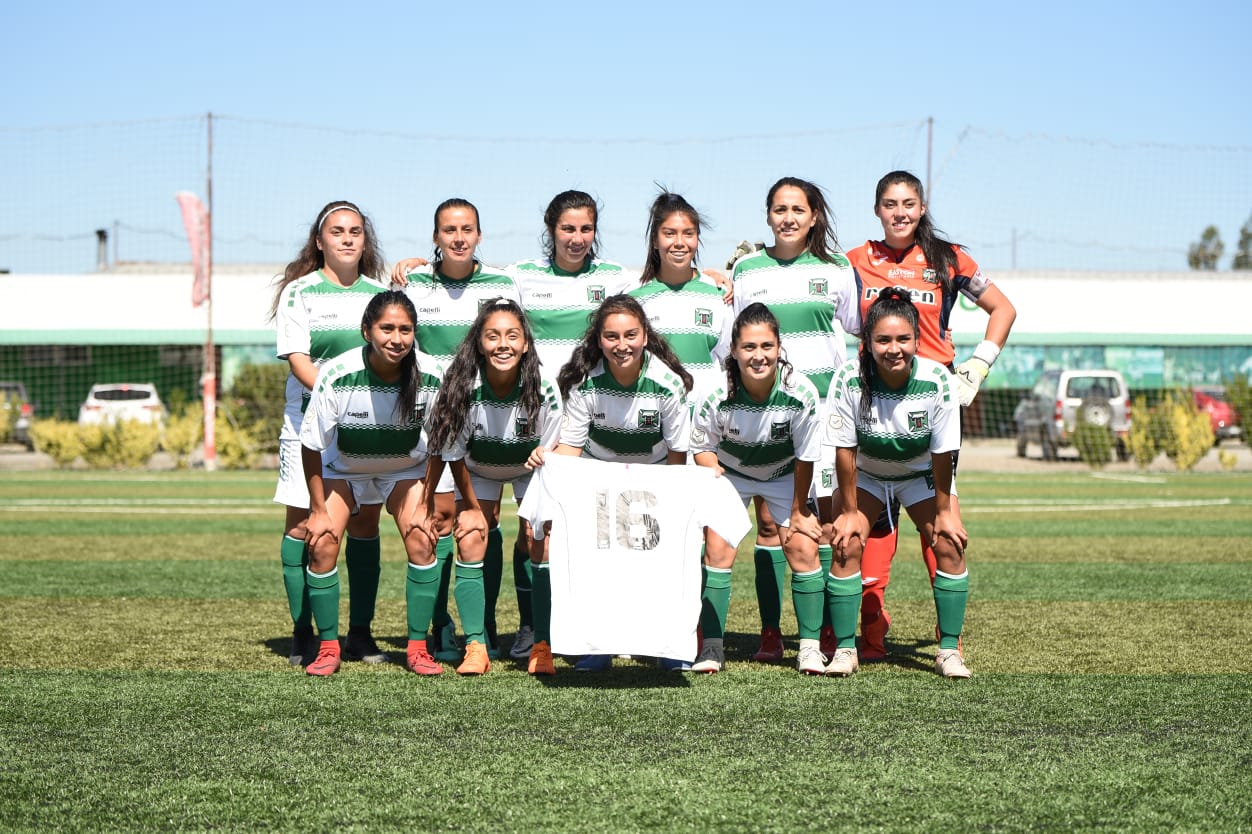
[953,341,1000,406]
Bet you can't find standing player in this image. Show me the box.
[628,191,731,400]
[397,198,523,662]
[690,303,826,674]
[422,300,563,675]
[730,177,861,662]
[547,294,694,672]
[847,170,1016,661]
[270,201,388,667]
[300,291,444,677]
[824,288,970,678]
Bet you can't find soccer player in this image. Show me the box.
[543,294,694,672]
[299,291,444,677]
[729,177,861,662]
[824,288,971,678]
[422,300,563,676]
[846,170,1016,661]
[269,201,389,668]
[690,303,826,674]
[628,191,732,400]
[397,198,523,663]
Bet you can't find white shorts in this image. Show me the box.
[454,472,533,504]
[325,465,426,508]
[273,437,310,509]
[724,471,814,529]
[856,471,939,523]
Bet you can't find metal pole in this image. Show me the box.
[926,116,933,199]
[202,112,218,471]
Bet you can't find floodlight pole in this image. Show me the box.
[202,112,218,472]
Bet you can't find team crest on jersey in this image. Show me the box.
[808,278,828,296]
[514,415,530,435]
[922,269,938,284]
[691,426,707,445]
[586,285,606,303]
[908,411,928,431]
[413,404,427,427]
[770,421,790,440]
[694,308,713,327]
[638,409,660,429]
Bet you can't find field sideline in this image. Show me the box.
[1,467,1251,832]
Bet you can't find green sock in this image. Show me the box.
[754,546,785,630]
[700,566,732,640]
[345,535,380,630]
[405,562,441,642]
[818,544,834,630]
[933,570,969,650]
[305,567,340,642]
[514,538,533,629]
[825,572,862,649]
[483,527,503,630]
[532,563,551,644]
[432,534,454,629]
[791,568,825,640]
[280,535,311,629]
[454,561,486,644]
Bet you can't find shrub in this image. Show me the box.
[226,362,287,454]
[1164,391,1215,471]
[215,412,261,470]
[108,420,162,469]
[1073,412,1114,469]
[0,391,16,444]
[163,404,204,468]
[29,419,85,467]
[1225,373,1252,434]
[1127,395,1157,468]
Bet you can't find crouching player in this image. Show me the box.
[824,288,971,678]
[689,303,827,675]
[300,291,444,677]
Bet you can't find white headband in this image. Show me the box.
[317,204,360,230]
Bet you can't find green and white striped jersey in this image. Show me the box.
[400,262,522,364]
[628,275,731,401]
[824,356,960,481]
[275,270,388,438]
[301,346,443,476]
[510,257,637,375]
[731,250,861,398]
[440,374,563,483]
[560,353,690,464]
[690,369,823,482]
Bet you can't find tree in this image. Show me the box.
[1187,225,1224,270]
[1233,214,1252,270]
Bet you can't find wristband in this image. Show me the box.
[971,339,1001,368]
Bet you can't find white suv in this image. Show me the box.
[1014,369,1131,461]
[78,383,167,426]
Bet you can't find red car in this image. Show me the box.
[1193,388,1242,443]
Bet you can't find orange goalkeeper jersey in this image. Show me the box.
[847,240,992,366]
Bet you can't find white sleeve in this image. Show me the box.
[710,305,733,371]
[537,379,564,449]
[516,460,554,537]
[698,469,752,548]
[660,386,691,454]
[275,284,310,360]
[689,389,722,455]
[824,369,860,449]
[559,386,591,449]
[299,370,338,452]
[791,381,823,463]
[929,367,962,454]
[834,266,862,337]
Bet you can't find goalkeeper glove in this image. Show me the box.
[725,240,765,270]
[953,340,1001,406]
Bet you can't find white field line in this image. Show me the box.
[1,498,271,515]
[1088,472,1169,485]
[966,498,1235,514]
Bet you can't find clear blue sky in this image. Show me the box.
[5,0,1251,273]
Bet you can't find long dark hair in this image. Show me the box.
[722,302,794,401]
[431,197,481,269]
[874,170,959,298]
[269,200,384,320]
[639,190,703,285]
[360,291,423,425]
[857,287,920,423]
[766,177,839,264]
[557,294,693,398]
[426,299,543,453]
[542,190,600,266]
